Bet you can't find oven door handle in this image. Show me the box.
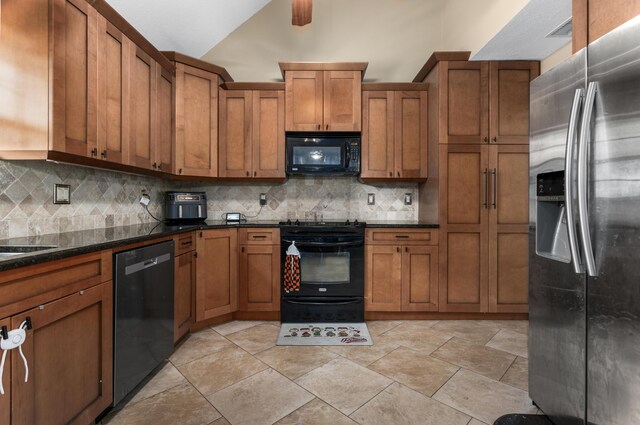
[284,297,361,305]
[281,239,362,247]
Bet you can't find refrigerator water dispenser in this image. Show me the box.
[536,171,571,262]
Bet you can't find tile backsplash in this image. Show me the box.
[0,160,418,239]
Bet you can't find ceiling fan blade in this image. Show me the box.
[292,0,312,26]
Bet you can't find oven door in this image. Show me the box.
[281,233,364,297]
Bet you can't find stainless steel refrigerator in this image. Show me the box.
[529,16,640,425]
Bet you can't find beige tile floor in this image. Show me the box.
[103,320,537,425]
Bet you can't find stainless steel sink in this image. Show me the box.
[0,245,58,259]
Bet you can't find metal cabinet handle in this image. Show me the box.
[483,168,489,208]
[565,88,585,274]
[483,136,488,144]
[246,171,250,177]
[389,172,392,177]
[577,82,598,277]
[158,164,162,171]
[395,235,409,239]
[101,150,107,159]
[397,171,400,177]
[405,246,408,252]
[492,137,497,143]
[317,124,321,130]
[396,247,400,253]
[91,148,98,157]
[326,124,329,130]
[492,168,497,209]
[152,162,157,169]
[254,171,257,177]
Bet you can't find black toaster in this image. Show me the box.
[165,192,207,222]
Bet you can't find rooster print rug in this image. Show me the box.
[277,323,372,346]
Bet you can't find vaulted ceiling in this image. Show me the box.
[107,0,571,82]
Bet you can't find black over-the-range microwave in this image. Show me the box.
[285,132,360,176]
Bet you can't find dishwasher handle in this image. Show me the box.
[124,253,171,276]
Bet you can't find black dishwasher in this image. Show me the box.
[113,240,174,406]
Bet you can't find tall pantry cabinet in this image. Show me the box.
[415,53,539,313]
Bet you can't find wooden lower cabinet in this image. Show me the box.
[195,229,238,321]
[0,318,9,425]
[365,245,402,311]
[238,245,280,312]
[365,233,438,312]
[439,143,529,313]
[10,281,113,425]
[174,251,196,343]
[401,245,439,312]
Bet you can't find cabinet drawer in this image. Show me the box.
[175,232,196,256]
[238,228,280,245]
[0,250,112,319]
[366,229,438,245]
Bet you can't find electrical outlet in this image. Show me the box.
[367,193,375,205]
[259,193,267,206]
[404,193,412,205]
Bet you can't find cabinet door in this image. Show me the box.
[174,251,195,343]
[394,91,428,178]
[219,90,252,178]
[323,71,361,131]
[129,47,156,169]
[365,245,402,311]
[156,66,174,173]
[488,145,529,312]
[252,90,285,178]
[11,282,113,425]
[195,230,238,321]
[439,144,489,312]
[0,318,9,425]
[285,70,323,131]
[175,64,218,177]
[361,91,394,178]
[401,245,439,312]
[489,62,539,145]
[97,18,129,164]
[50,0,98,158]
[239,245,280,312]
[442,61,489,145]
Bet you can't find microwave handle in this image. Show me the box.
[345,144,351,167]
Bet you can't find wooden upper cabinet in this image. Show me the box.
[129,47,156,169]
[489,62,539,145]
[361,91,394,178]
[443,61,489,145]
[282,64,366,132]
[174,63,219,177]
[219,90,252,178]
[218,85,286,179]
[156,66,174,173]
[97,17,129,164]
[361,85,428,180]
[253,90,285,178]
[51,0,99,158]
[323,71,361,131]
[394,91,427,178]
[11,282,113,425]
[285,70,324,131]
[573,0,640,52]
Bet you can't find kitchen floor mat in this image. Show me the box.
[277,323,373,346]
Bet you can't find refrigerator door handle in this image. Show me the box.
[577,82,598,277]
[565,88,585,274]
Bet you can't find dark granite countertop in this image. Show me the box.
[0,219,438,272]
[0,220,283,272]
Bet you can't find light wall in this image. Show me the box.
[202,0,529,82]
[540,42,572,74]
